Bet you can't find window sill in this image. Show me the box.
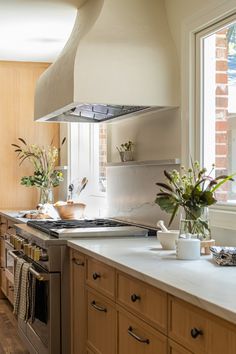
[210,204,236,230]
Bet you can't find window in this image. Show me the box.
[68,122,107,198]
[196,16,236,204]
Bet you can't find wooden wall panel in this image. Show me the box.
[0,61,59,209]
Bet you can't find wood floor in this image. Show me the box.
[0,300,29,354]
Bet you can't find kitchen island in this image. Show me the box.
[68,237,236,354]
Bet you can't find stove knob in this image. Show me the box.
[34,248,41,261]
[27,244,32,257]
[23,243,29,254]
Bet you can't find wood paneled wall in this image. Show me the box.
[0,61,59,209]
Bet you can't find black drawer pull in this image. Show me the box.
[92,272,101,280]
[131,293,141,302]
[91,300,107,312]
[72,258,84,266]
[128,326,150,344]
[0,222,6,226]
[191,327,203,338]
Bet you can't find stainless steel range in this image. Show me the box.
[26,218,148,238]
[13,218,149,354]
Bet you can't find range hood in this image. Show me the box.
[34,0,179,123]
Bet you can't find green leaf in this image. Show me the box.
[164,170,173,182]
[155,196,178,214]
[18,137,27,145]
[168,204,179,227]
[211,173,236,192]
[156,182,173,192]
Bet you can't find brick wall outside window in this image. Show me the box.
[215,29,229,201]
[99,124,107,192]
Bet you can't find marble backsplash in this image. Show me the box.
[107,162,180,229]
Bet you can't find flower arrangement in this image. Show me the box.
[12,138,64,203]
[116,140,134,162]
[116,140,134,152]
[155,161,234,234]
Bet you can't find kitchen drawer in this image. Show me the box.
[0,217,7,235]
[168,296,236,354]
[118,308,167,354]
[168,339,192,354]
[86,257,115,299]
[6,220,16,236]
[117,272,167,333]
[87,289,116,354]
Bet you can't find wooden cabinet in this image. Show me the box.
[87,289,116,354]
[118,309,167,354]
[117,272,167,333]
[70,249,236,354]
[87,257,115,299]
[0,216,7,268]
[168,296,236,354]
[168,339,192,354]
[0,268,7,296]
[7,280,14,305]
[0,216,19,303]
[70,250,86,354]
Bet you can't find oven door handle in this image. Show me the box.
[8,250,48,281]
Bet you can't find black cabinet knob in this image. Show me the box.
[92,272,101,280]
[131,293,141,302]
[191,327,203,338]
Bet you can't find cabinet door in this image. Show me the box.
[71,250,86,354]
[118,309,167,354]
[7,280,14,305]
[117,272,167,333]
[169,296,236,354]
[87,290,116,354]
[168,339,192,354]
[0,234,5,268]
[0,268,7,296]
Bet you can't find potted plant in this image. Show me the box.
[155,161,235,240]
[116,140,134,162]
[12,138,64,205]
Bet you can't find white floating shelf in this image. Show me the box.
[55,165,68,171]
[106,158,181,167]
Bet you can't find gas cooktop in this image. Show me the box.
[27,219,148,239]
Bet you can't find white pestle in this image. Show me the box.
[157,220,169,232]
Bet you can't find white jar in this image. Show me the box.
[176,237,201,260]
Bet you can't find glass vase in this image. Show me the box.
[39,187,54,205]
[179,207,211,241]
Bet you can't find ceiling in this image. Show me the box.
[0,1,77,62]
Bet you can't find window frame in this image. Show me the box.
[181,4,236,230]
[68,122,106,199]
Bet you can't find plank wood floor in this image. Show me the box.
[0,300,29,354]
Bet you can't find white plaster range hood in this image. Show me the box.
[34,0,179,123]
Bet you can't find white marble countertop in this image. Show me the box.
[68,237,236,325]
[0,209,30,223]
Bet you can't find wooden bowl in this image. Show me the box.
[54,203,86,219]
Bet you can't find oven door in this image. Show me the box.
[10,251,61,354]
[25,267,61,354]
